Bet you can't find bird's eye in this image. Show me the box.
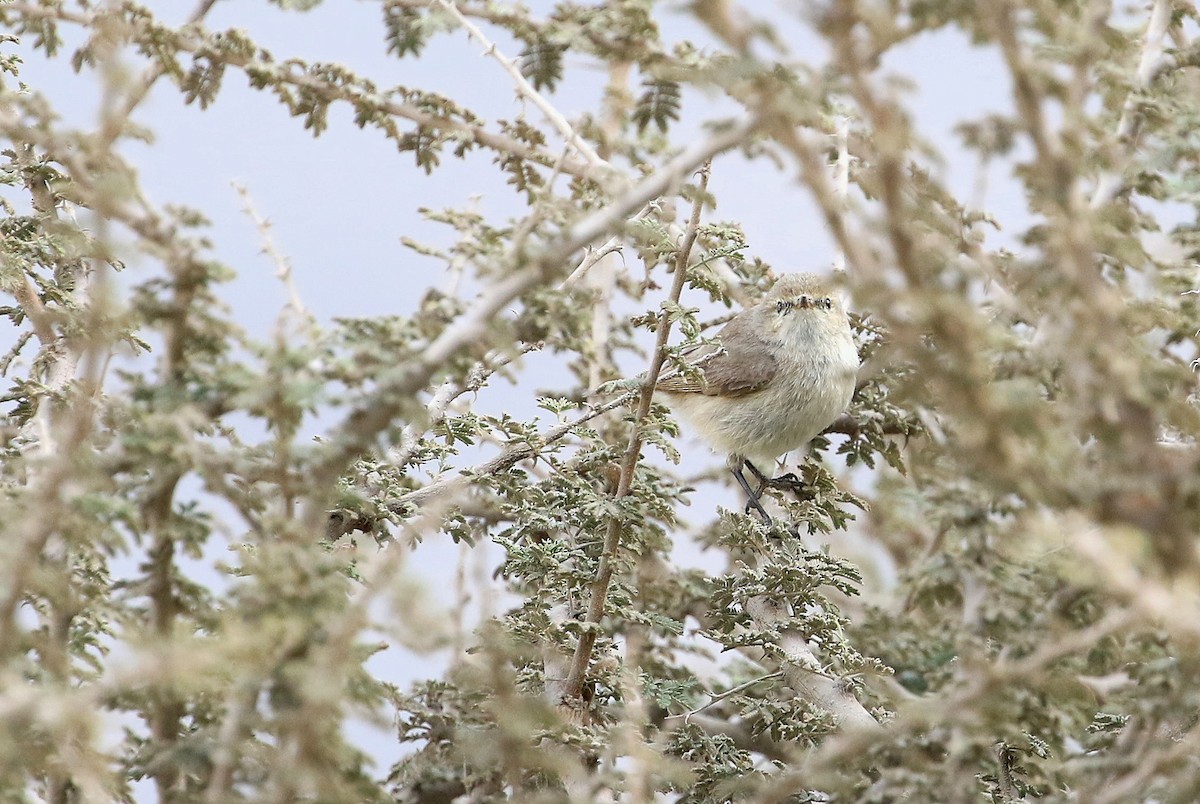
[776,299,794,314]
[820,297,832,310]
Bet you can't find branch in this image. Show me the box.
[560,162,713,702]
[96,0,221,151]
[94,5,230,776]
[234,183,312,321]
[146,477,186,800]
[557,204,653,290]
[1068,526,1200,636]
[0,395,96,656]
[203,682,259,804]
[390,391,635,510]
[0,144,105,669]
[7,143,84,450]
[772,126,882,282]
[436,0,613,181]
[389,340,541,470]
[10,274,54,344]
[583,251,620,391]
[989,0,1096,284]
[832,114,851,276]
[684,671,783,722]
[0,2,595,180]
[995,741,1017,802]
[822,412,912,438]
[831,18,921,286]
[1090,0,1175,208]
[743,596,881,734]
[304,117,759,526]
[990,1,1062,175]
[757,610,1135,799]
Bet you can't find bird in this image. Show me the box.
[654,272,859,521]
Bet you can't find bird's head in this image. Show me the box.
[764,273,845,323]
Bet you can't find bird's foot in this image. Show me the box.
[765,472,816,503]
[766,471,804,492]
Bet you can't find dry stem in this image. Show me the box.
[560,162,713,701]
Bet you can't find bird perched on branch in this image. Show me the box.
[654,272,859,521]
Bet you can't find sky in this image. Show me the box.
[2,0,1050,790]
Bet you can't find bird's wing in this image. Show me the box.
[655,315,777,397]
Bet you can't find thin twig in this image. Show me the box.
[774,126,881,282]
[833,21,920,286]
[995,741,1017,802]
[435,0,611,178]
[0,331,32,376]
[990,1,1061,175]
[559,237,627,290]
[234,183,310,319]
[561,162,713,701]
[684,671,783,722]
[393,391,635,511]
[390,341,542,469]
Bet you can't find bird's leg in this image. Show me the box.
[744,460,773,498]
[730,459,772,523]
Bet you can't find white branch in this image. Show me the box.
[1090,0,1174,209]
[832,115,851,275]
[744,596,881,733]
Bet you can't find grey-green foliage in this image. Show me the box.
[0,0,1199,801]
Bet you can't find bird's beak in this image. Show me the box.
[797,296,811,309]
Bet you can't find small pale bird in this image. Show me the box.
[654,273,859,521]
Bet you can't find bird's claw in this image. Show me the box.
[767,472,816,502]
[767,472,804,490]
